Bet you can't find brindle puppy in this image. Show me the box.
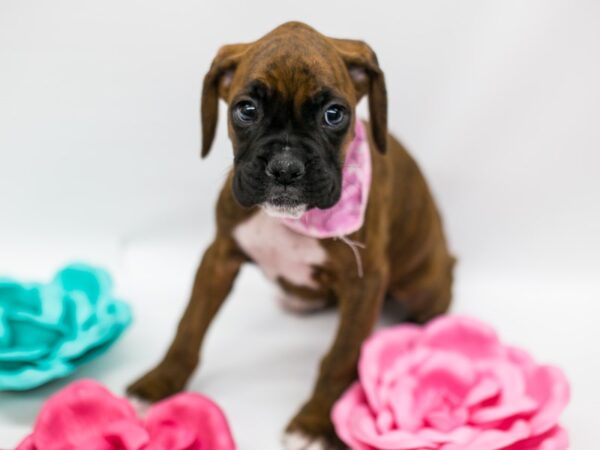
[128,21,454,449]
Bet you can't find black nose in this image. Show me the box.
[265,155,305,185]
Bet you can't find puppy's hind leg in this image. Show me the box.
[277,289,329,314]
[275,280,333,315]
[388,240,455,324]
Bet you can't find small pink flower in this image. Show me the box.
[17,380,236,450]
[332,316,570,450]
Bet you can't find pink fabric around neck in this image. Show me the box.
[283,120,371,238]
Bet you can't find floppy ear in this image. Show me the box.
[201,43,249,158]
[330,38,388,153]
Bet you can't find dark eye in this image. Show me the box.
[323,104,347,127]
[233,101,259,124]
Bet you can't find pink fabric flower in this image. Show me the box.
[17,380,236,450]
[332,316,570,450]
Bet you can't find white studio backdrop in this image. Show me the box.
[1,0,599,448]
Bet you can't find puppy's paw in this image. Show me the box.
[284,413,347,450]
[127,394,152,417]
[283,431,343,450]
[126,364,189,403]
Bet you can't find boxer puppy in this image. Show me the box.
[128,22,455,449]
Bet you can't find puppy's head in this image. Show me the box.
[201,22,387,218]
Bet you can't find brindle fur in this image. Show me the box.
[128,22,454,448]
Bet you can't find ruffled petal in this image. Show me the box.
[145,392,235,450]
[359,325,422,410]
[470,397,538,424]
[332,383,376,450]
[352,405,437,449]
[377,346,430,410]
[475,360,527,404]
[144,423,199,450]
[506,346,537,372]
[426,407,468,433]
[103,420,150,449]
[525,366,570,436]
[464,377,500,407]
[421,316,501,360]
[418,425,475,445]
[416,350,476,397]
[502,426,569,450]
[28,380,143,450]
[388,376,420,431]
[440,420,531,450]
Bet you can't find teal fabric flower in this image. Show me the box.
[0,264,132,390]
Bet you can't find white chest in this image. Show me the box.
[233,210,327,288]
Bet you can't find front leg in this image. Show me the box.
[127,235,244,402]
[285,270,387,449]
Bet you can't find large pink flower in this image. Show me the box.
[17,380,236,450]
[332,316,570,450]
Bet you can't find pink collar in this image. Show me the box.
[283,120,371,239]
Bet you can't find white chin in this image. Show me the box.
[262,203,307,219]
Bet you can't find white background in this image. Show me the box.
[1,0,599,448]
